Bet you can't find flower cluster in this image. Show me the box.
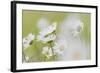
[22,33,35,62]
[38,22,66,59]
[22,22,65,61]
[38,22,57,59]
[41,40,67,59]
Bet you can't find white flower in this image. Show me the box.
[71,20,83,37]
[39,22,57,37]
[55,14,89,60]
[42,46,53,59]
[60,14,83,38]
[23,33,35,49]
[23,38,30,49]
[27,33,35,43]
[37,34,56,43]
[37,22,57,43]
[53,39,68,55]
[25,56,29,61]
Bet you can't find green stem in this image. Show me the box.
[49,41,55,60]
[22,51,27,62]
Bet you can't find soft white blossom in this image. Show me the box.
[61,14,83,38]
[25,56,29,61]
[23,38,30,49]
[23,33,35,49]
[53,39,68,55]
[37,22,57,43]
[59,14,89,60]
[27,33,35,43]
[39,22,57,37]
[42,46,53,59]
[71,20,83,37]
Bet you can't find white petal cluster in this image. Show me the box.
[59,14,89,60]
[23,22,57,60]
[39,21,68,59]
[39,22,58,59]
[61,14,83,38]
[42,39,67,59]
[53,39,67,55]
[39,22,57,37]
[25,56,30,61]
[37,22,57,43]
[23,33,35,49]
[42,46,53,59]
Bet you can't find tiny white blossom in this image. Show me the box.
[23,33,35,49]
[25,56,29,61]
[23,38,30,49]
[39,22,57,37]
[42,46,53,59]
[60,14,83,38]
[71,21,83,37]
[27,33,35,43]
[53,39,68,55]
[37,22,57,43]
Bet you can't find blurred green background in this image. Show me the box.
[22,10,91,62]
